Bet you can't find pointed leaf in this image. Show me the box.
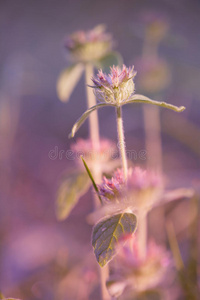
[57,63,84,102]
[81,157,103,205]
[56,171,90,220]
[69,103,115,138]
[125,94,185,112]
[94,51,123,72]
[92,212,137,267]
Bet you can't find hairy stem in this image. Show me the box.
[85,63,110,300]
[116,106,128,181]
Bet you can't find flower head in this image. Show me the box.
[135,57,171,94]
[142,12,169,42]
[112,235,171,293]
[65,24,113,63]
[126,167,163,211]
[71,138,116,170]
[98,167,163,212]
[92,65,137,105]
[98,169,125,203]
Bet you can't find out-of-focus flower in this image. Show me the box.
[98,167,162,212]
[107,235,171,297]
[92,65,137,105]
[71,138,117,170]
[135,57,171,94]
[65,24,113,63]
[142,12,169,42]
[57,25,122,103]
[126,167,163,212]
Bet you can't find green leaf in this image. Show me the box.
[81,157,103,205]
[57,63,84,102]
[56,171,90,220]
[94,51,123,72]
[69,103,115,138]
[125,94,185,112]
[92,212,137,267]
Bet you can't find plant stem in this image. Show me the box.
[143,104,162,172]
[85,63,110,300]
[85,63,100,151]
[116,106,128,181]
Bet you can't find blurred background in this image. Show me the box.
[0,0,200,299]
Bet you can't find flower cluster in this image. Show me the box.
[92,65,137,105]
[64,24,113,63]
[108,235,171,295]
[98,167,162,212]
[98,169,125,203]
[71,138,116,169]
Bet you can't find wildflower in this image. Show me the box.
[135,57,171,94]
[71,138,117,170]
[142,12,169,42]
[107,235,171,296]
[126,167,163,212]
[98,169,124,203]
[65,24,113,63]
[98,167,162,212]
[92,65,137,105]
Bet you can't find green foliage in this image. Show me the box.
[126,94,185,112]
[94,51,123,72]
[92,212,137,267]
[57,63,84,102]
[69,103,115,138]
[69,94,185,138]
[56,171,90,220]
[81,157,103,204]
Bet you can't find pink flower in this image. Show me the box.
[92,65,137,104]
[113,235,171,292]
[64,24,113,63]
[98,169,125,203]
[98,167,163,212]
[71,138,117,170]
[106,235,171,297]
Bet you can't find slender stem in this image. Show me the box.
[85,63,100,151]
[140,33,163,261]
[143,105,162,172]
[85,63,110,300]
[116,106,128,181]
